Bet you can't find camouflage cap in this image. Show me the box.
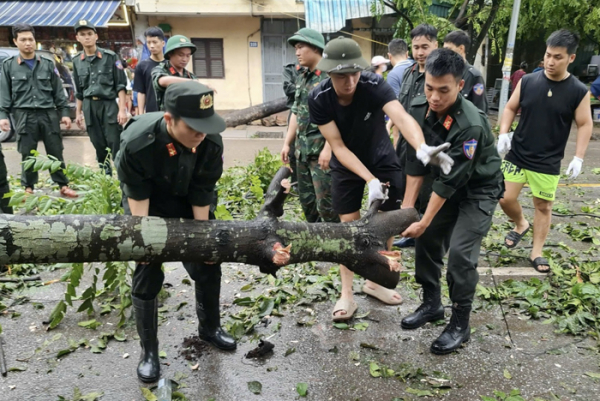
[165,35,197,59]
[316,37,369,74]
[165,81,225,135]
[288,28,325,50]
[74,19,97,33]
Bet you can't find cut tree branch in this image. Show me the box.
[0,168,419,289]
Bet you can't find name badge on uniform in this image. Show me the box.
[166,143,177,157]
[463,139,478,160]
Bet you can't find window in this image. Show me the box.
[191,38,225,79]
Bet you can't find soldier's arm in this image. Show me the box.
[128,198,150,217]
[470,75,488,113]
[499,80,521,134]
[573,91,593,160]
[282,66,297,99]
[318,121,376,182]
[0,61,13,120]
[50,63,69,118]
[113,56,128,95]
[72,62,84,101]
[432,126,483,199]
[116,146,153,203]
[383,100,427,152]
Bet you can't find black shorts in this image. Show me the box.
[331,169,401,215]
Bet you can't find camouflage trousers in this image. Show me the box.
[296,157,339,223]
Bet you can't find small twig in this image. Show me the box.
[0,338,7,376]
[0,276,41,283]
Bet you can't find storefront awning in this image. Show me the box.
[304,0,391,33]
[0,1,121,27]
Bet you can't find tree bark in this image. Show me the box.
[0,168,419,289]
[223,97,288,127]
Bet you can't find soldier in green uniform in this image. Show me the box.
[400,49,503,354]
[72,19,128,174]
[443,30,488,113]
[116,81,235,383]
[152,35,216,111]
[282,61,301,184]
[393,24,439,248]
[280,28,338,223]
[0,23,77,198]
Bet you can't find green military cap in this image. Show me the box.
[316,37,369,74]
[74,19,96,33]
[288,28,325,50]
[165,81,225,135]
[165,35,196,59]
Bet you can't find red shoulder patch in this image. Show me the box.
[166,143,177,157]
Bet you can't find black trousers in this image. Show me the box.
[0,145,12,214]
[415,193,497,306]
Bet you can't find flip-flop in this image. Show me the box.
[362,284,403,305]
[331,298,358,322]
[529,257,550,273]
[504,224,530,249]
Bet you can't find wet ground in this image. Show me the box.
[0,121,599,401]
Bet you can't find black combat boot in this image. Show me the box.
[195,280,236,351]
[401,287,445,329]
[133,296,160,382]
[430,304,471,355]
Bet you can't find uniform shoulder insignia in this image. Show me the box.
[462,139,477,160]
[473,83,485,96]
[443,115,453,130]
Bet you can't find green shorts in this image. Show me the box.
[501,160,559,201]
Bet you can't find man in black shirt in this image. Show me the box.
[497,29,592,273]
[308,37,453,321]
[133,27,165,114]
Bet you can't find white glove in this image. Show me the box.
[367,179,388,208]
[565,156,583,180]
[497,132,512,155]
[416,143,454,175]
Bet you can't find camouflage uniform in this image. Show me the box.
[282,62,300,184]
[292,67,338,223]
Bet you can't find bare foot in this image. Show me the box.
[363,281,402,304]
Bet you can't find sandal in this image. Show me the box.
[504,224,530,248]
[362,284,403,305]
[331,298,358,322]
[529,257,550,273]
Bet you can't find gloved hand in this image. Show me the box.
[367,178,388,208]
[565,156,583,180]
[497,132,512,155]
[416,143,454,175]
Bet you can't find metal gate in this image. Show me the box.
[261,19,304,103]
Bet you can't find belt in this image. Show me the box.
[91,96,100,100]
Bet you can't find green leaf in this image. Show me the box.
[369,362,381,378]
[333,322,349,330]
[57,349,74,358]
[114,331,127,342]
[78,319,101,330]
[585,372,600,379]
[406,387,433,397]
[353,322,369,331]
[159,350,167,359]
[296,382,308,397]
[247,381,262,394]
[48,300,67,330]
[7,366,27,372]
[240,283,254,292]
[480,396,497,401]
[140,387,157,401]
[503,368,512,379]
[284,347,296,357]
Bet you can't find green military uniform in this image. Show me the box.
[0,53,70,190]
[151,35,197,111]
[116,81,235,383]
[461,63,488,113]
[405,93,502,322]
[287,28,337,223]
[72,20,127,174]
[283,62,300,185]
[0,142,12,213]
[397,64,428,209]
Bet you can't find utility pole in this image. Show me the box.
[498,0,522,119]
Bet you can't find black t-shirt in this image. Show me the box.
[506,71,588,175]
[308,72,401,184]
[133,58,161,113]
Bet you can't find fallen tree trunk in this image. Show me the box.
[223,97,287,127]
[0,168,419,289]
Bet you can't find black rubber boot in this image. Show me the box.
[401,287,445,329]
[133,296,160,383]
[195,281,236,351]
[430,304,471,355]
